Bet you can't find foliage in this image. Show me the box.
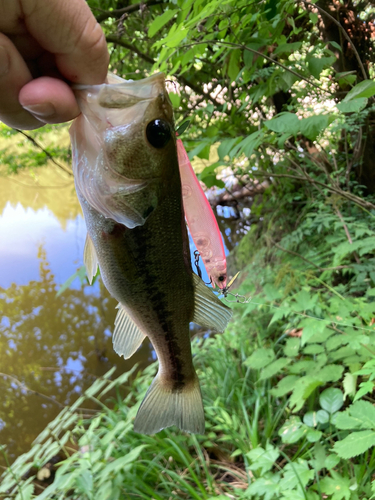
[1,0,375,498]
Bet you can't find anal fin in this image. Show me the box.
[192,273,232,332]
[113,305,146,359]
[84,234,98,284]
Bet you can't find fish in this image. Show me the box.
[177,139,227,289]
[69,72,232,434]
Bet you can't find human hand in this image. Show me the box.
[0,0,109,130]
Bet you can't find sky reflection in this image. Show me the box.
[0,202,86,288]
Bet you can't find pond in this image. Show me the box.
[0,160,251,464]
[0,166,156,464]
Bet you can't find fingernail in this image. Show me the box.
[22,102,56,118]
[0,46,10,77]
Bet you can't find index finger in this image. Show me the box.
[22,0,109,84]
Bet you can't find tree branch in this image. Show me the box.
[96,0,165,23]
[106,35,155,64]
[182,40,335,95]
[251,171,375,211]
[271,239,350,272]
[106,36,225,108]
[0,372,97,414]
[15,130,73,176]
[301,0,368,80]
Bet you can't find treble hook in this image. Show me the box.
[194,250,212,285]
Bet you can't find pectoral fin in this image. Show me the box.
[192,273,232,332]
[113,305,146,359]
[84,234,98,284]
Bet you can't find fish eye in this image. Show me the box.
[218,275,225,282]
[146,119,171,149]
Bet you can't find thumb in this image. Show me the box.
[23,0,109,84]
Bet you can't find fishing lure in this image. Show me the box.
[177,138,227,289]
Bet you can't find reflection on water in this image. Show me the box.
[0,203,86,288]
[0,167,153,463]
[0,250,152,461]
[0,164,251,464]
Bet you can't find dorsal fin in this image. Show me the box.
[84,234,98,284]
[113,305,146,359]
[192,273,232,332]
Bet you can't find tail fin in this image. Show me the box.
[133,373,205,435]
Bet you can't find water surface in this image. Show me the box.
[0,162,251,464]
[0,168,152,462]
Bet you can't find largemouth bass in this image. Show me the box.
[70,73,232,434]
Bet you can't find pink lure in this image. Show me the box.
[177,138,227,289]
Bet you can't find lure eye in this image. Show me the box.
[146,119,171,148]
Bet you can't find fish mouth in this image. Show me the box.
[73,73,168,110]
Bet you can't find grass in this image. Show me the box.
[2,202,375,498]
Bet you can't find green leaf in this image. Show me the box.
[330,41,343,53]
[279,417,307,443]
[333,412,362,430]
[56,265,87,296]
[15,483,34,500]
[274,42,302,55]
[270,375,299,397]
[284,337,300,357]
[299,318,326,346]
[320,471,351,500]
[246,473,281,500]
[292,289,317,311]
[176,120,190,136]
[279,460,314,490]
[98,445,147,478]
[247,444,280,474]
[343,372,357,399]
[299,115,329,141]
[265,112,299,135]
[217,138,239,159]
[316,409,330,424]
[309,12,318,24]
[311,442,326,471]
[303,344,324,355]
[324,454,340,469]
[307,56,336,79]
[197,143,211,160]
[227,50,241,81]
[353,380,375,401]
[165,25,189,48]
[169,92,181,108]
[343,79,375,101]
[234,130,263,158]
[260,358,290,380]
[333,430,375,459]
[319,388,344,414]
[200,173,225,189]
[306,429,322,442]
[188,140,210,160]
[317,364,344,383]
[336,98,368,113]
[303,411,319,428]
[289,376,323,412]
[347,400,375,428]
[148,9,177,38]
[245,348,275,369]
[76,470,93,495]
